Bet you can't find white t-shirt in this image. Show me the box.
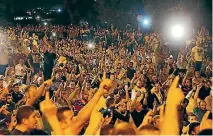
[191,46,204,61]
[15,64,26,76]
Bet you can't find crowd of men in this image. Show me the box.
[0,24,212,135]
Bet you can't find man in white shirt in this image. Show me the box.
[15,59,27,77]
[191,41,204,71]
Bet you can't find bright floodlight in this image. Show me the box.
[172,25,184,38]
[88,43,94,49]
[44,22,47,26]
[52,32,56,37]
[143,19,149,25]
[58,9,61,12]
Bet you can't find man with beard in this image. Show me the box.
[4,94,16,112]
[11,84,24,104]
[12,106,38,135]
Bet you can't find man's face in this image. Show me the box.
[32,46,37,52]
[118,102,126,114]
[185,80,191,87]
[190,66,195,72]
[14,86,20,93]
[204,82,210,89]
[60,110,74,129]
[110,74,115,81]
[7,96,13,103]
[153,117,160,129]
[168,58,173,64]
[137,80,143,88]
[195,72,200,78]
[129,62,133,68]
[70,82,75,90]
[26,86,38,100]
[82,93,89,101]
[199,101,207,111]
[152,76,157,82]
[26,111,37,130]
[181,102,188,109]
[86,83,91,90]
[38,77,44,85]
[136,103,143,111]
[0,80,3,88]
[189,116,198,123]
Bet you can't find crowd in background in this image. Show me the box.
[0,23,212,135]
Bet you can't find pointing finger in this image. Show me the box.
[45,91,50,101]
[103,72,106,80]
[170,76,180,90]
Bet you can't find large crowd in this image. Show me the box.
[0,24,212,135]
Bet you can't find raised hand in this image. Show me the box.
[197,83,203,90]
[44,76,54,87]
[40,92,57,118]
[166,76,184,106]
[100,72,112,92]
[200,111,212,131]
[139,110,154,128]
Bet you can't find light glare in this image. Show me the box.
[88,43,93,49]
[144,19,148,25]
[172,25,183,38]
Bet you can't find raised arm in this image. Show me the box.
[25,79,52,106]
[194,83,202,108]
[40,92,63,135]
[67,73,112,134]
[161,76,184,135]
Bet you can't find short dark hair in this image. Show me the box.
[16,106,35,124]
[57,107,71,121]
[106,98,115,108]
[182,98,189,104]
[6,93,12,97]
[188,122,200,135]
[12,83,19,88]
[198,129,212,135]
[100,124,114,135]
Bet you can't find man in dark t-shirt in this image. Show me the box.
[43,48,56,80]
[12,106,37,135]
[198,80,211,100]
[127,62,136,80]
[131,102,148,127]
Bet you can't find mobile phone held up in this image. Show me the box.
[99,107,111,118]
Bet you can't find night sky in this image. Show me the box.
[14,0,63,9]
